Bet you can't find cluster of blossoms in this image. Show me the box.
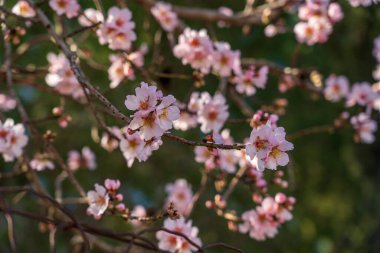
[173,28,241,76]
[30,153,55,171]
[322,59,380,143]
[173,29,272,98]
[238,193,295,240]
[121,82,180,167]
[323,75,350,102]
[174,91,229,133]
[156,217,202,253]
[165,179,193,216]
[194,111,282,173]
[67,146,96,170]
[346,82,378,108]
[0,119,28,162]
[87,179,124,219]
[194,130,239,173]
[45,53,84,98]
[348,0,379,7]
[350,113,377,144]
[246,119,294,171]
[234,65,269,96]
[294,0,343,45]
[97,7,136,51]
[337,81,379,143]
[49,0,80,19]
[151,2,179,32]
[191,92,229,133]
[12,0,35,18]
[108,44,148,88]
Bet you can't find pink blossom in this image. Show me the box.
[151,2,179,32]
[119,131,144,167]
[125,82,159,113]
[327,3,344,23]
[235,66,269,96]
[130,205,147,226]
[173,111,197,131]
[261,196,293,223]
[108,55,135,88]
[250,110,278,129]
[173,28,214,73]
[294,1,341,45]
[238,209,278,241]
[156,95,180,131]
[104,179,121,191]
[246,124,293,171]
[30,153,55,171]
[78,8,104,27]
[350,113,377,143]
[264,134,294,170]
[67,146,96,170]
[197,92,229,133]
[100,127,121,152]
[324,74,349,102]
[194,129,239,173]
[0,94,17,112]
[264,24,278,37]
[218,149,240,173]
[217,7,233,28]
[45,53,84,98]
[194,146,216,170]
[0,119,28,162]
[87,184,110,219]
[212,42,241,77]
[187,92,202,112]
[138,137,163,162]
[127,44,148,68]
[346,82,378,107]
[126,82,179,140]
[246,124,274,162]
[97,7,136,51]
[12,1,36,18]
[156,217,202,253]
[165,179,193,216]
[238,194,294,240]
[49,0,80,19]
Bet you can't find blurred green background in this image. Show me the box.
[1,0,380,252]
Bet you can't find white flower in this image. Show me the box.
[87,184,110,219]
[156,217,202,253]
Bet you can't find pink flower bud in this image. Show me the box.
[288,196,296,205]
[275,193,287,204]
[52,107,63,116]
[115,194,123,202]
[104,179,121,191]
[116,203,126,211]
[281,181,289,188]
[205,200,213,208]
[252,193,262,203]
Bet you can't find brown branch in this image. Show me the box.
[134,0,286,26]
[288,125,335,141]
[63,21,101,39]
